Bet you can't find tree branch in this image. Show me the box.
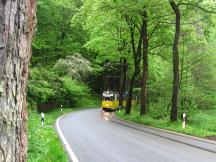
[149,51,171,63]
[148,22,159,41]
[179,2,216,14]
[149,44,173,51]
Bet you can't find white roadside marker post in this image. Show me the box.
[41,112,45,126]
[61,105,63,112]
[118,106,121,113]
[182,113,186,128]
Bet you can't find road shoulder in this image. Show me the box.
[110,113,216,153]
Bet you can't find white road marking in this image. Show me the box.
[56,115,79,162]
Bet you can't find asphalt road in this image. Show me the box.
[58,108,216,162]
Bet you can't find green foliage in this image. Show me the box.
[75,0,216,118]
[28,66,93,109]
[30,0,216,144]
[29,0,100,111]
[62,77,89,96]
[28,67,57,106]
[61,77,90,106]
[32,0,89,67]
[76,95,101,108]
[188,110,216,133]
[34,0,81,51]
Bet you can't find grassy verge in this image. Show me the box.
[27,96,100,162]
[28,108,73,162]
[116,107,216,138]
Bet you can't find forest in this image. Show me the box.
[27,0,216,160]
[30,0,216,121]
[0,0,216,161]
[1,0,216,161]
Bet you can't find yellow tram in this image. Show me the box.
[101,89,139,112]
[102,91,119,112]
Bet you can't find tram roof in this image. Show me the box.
[102,91,118,97]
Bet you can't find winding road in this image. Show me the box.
[56,108,216,162]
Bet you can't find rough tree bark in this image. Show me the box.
[169,0,180,121]
[0,0,36,161]
[140,10,148,115]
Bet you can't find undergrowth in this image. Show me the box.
[27,108,72,162]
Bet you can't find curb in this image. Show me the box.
[55,112,80,162]
[110,113,216,153]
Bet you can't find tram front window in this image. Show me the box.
[104,97,112,101]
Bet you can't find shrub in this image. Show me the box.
[28,67,57,106]
[60,77,90,106]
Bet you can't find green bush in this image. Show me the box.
[28,67,57,106]
[62,77,90,97]
[28,67,95,110]
[188,110,216,133]
[59,77,91,106]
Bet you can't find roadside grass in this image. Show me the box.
[76,95,101,108]
[116,106,216,138]
[27,108,73,162]
[27,96,100,162]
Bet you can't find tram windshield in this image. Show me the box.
[104,97,111,101]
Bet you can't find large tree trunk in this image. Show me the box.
[169,0,180,122]
[125,70,137,114]
[119,58,127,108]
[125,21,143,115]
[140,10,148,115]
[0,0,36,161]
